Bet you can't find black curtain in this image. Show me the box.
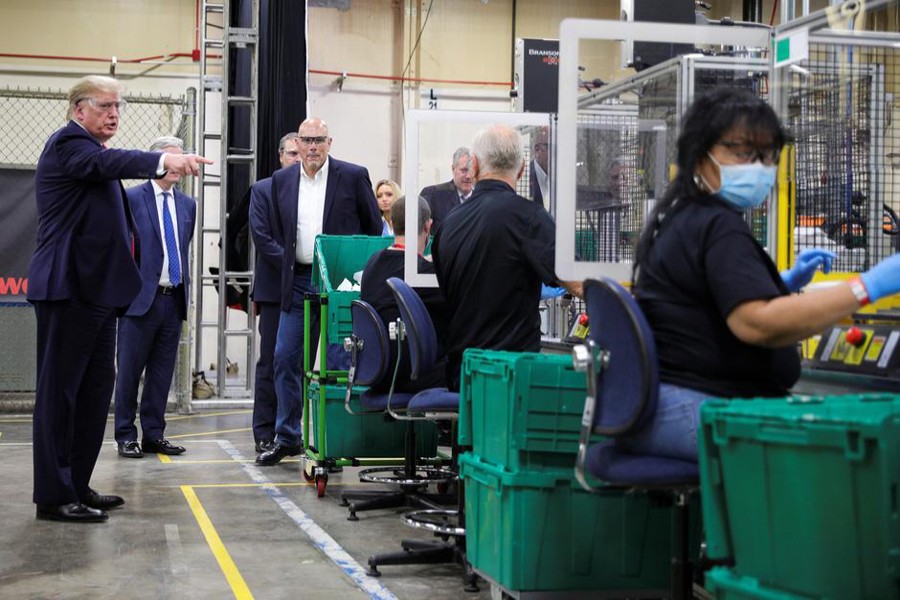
[257,0,308,179]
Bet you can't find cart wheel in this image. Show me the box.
[315,473,328,498]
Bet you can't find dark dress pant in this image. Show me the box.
[32,298,117,506]
[252,300,280,444]
[114,292,181,443]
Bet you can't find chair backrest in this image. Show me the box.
[583,277,659,437]
[386,277,438,381]
[349,299,391,386]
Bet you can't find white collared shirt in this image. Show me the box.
[296,157,329,264]
[533,160,549,203]
[151,180,181,286]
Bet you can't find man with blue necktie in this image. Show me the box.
[114,136,196,459]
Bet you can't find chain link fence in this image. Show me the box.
[0,86,195,409]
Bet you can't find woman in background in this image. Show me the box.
[627,87,900,461]
[375,179,401,236]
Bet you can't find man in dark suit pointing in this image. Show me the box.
[257,117,381,466]
[27,75,210,522]
[114,136,196,460]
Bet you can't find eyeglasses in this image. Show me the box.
[80,97,128,113]
[299,136,328,146]
[716,141,781,166]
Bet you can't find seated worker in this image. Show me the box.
[432,124,583,391]
[360,195,448,392]
[628,87,900,462]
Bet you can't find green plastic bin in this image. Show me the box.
[307,382,437,459]
[459,349,587,470]
[311,235,393,344]
[699,393,900,600]
[460,452,686,593]
[705,568,809,600]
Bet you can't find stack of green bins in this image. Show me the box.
[698,393,900,599]
[311,234,393,345]
[458,349,685,595]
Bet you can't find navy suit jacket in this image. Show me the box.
[248,177,282,304]
[419,180,461,233]
[28,120,162,307]
[124,182,196,320]
[271,157,382,311]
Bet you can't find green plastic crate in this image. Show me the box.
[311,235,393,344]
[460,452,685,593]
[705,568,809,600]
[459,349,587,470]
[699,393,900,600]
[307,382,437,459]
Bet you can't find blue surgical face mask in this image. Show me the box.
[706,152,777,210]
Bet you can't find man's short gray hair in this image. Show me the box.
[451,147,471,168]
[278,132,300,153]
[471,125,523,178]
[149,136,185,152]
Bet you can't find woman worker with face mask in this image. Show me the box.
[623,87,900,462]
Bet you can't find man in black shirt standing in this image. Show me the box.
[432,124,582,390]
[360,195,447,392]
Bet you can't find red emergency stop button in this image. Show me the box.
[845,326,866,347]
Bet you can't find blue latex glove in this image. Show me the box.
[860,253,900,303]
[540,284,566,300]
[781,248,836,292]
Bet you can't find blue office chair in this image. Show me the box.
[339,300,455,520]
[362,277,475,591]
[572,277,700,600]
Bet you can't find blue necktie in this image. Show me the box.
[162,192,181,286]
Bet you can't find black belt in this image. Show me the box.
[157,285,181,296]
[294,262,313,275]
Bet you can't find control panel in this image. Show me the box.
[808,323,900,378]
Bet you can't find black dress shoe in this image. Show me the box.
[82,487,124,510]
[255,443,301,466]
[142,438,186,455]
[118,441,143,459]
[255,439,276,454]
[36,502,108,523]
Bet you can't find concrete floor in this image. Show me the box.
[0,409,493,600]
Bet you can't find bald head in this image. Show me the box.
[297,117,332,176]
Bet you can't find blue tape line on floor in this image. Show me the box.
[216,440,399,600]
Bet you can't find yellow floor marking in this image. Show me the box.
[167,427,252,439]
[0,418,31,423]
[160,457,302,465]
[184,482,313,488]
[181,485,254,600]
[157,454,173,463]
[167,410,252,421]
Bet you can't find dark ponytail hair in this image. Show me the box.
[632,87,786,287]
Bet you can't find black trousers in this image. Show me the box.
[32,298,117,506]
[252,301,280,444]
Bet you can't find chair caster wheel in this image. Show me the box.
[366,563,381,577]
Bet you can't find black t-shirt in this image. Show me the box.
[634,194,800,398]
[359,248,448,392]
[432,179,558,390]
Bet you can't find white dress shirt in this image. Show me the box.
[151,180,181,287]
[296,157,329,264]
[532,160,549,203]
